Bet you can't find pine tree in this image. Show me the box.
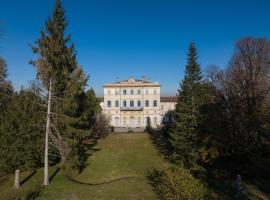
[0,57,13,109]
[169,43,206,168]
[0,88,44,174]
[30,0,91,184]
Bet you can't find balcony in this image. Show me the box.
[120,107,143,111]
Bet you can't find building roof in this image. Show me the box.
[103,78,160,88]
[160,96,178,102]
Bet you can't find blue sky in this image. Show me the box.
[1,0,270,96]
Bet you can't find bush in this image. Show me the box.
[149,166,207,200]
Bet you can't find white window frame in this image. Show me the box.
[130,100,134,107]
[153,100,157,107]
[107,100,111,107]
[137,100,141,107]
[115,100,119,107]
[145,100,149,107]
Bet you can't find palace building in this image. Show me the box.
[100,78,177,128]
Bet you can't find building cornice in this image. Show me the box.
[103,83,160,88]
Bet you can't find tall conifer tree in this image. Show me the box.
[30,0,90,184]
[169,43,206,167]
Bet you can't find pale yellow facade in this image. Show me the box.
[101,78,176,128]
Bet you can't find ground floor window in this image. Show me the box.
[154,117,158,126]
[115,117,120,127]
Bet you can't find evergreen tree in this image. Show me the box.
[0,57,13,109]
[0,88,44,174]
[82,88,101,129]
[30,0,90,168]
[169,43,207,167]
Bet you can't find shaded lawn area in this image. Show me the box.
[0,133,170,200]
[1,132,269,200]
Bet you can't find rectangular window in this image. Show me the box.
[107,100,111,107]
[123,89,127,95]
[130,89,134,95]
[137,89,141,95]
[115,100,119,107]
[107,89,111,95]
[137,100,141,107]
[153,100,157,107]
[130,100,134,107]
[145,100,149,107]
[145,89,148,95]
[123,100,127,107]
[115,89,119,95]
[154,89,157,95]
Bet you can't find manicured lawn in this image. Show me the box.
[1,132,270,200]
[0,133,170,200]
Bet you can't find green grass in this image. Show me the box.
[1,132,270,200]
[0,133,169,200]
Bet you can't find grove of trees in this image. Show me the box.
[156,37,270,199]
[0,0,105,181]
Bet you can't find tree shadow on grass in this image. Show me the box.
[77,135,101,174]
[146,121,173,160]
[20,170,37,186]
[49,167,60,182]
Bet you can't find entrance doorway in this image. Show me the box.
[130,116,136,128]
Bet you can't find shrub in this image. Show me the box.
[149,166,207,200]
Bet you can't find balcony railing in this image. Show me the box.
[120,107,143,111]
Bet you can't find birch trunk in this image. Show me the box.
[14,169,20,189]
[44,78,52,186]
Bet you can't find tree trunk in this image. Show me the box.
[44,78,52,186]
[14,169,20,189]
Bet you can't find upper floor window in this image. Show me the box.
[153,100,157,107]
[137,100,141,107]
[107,89,111,95]
[123,89,127,95]
[107,100,111,107]
[115,100,119,107]
[137,89,141,95]
[154,89,157,95]
[115,89,119,95]
[145,89,148,95]
[130,100,134,107]
[123,100,127,107]
[145,100,149,107]
[130,89,134,95]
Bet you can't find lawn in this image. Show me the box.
[1,132,270,200]
[0,133,170,200]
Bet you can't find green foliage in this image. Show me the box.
[81,88,101,129]
[30,0,100,167]
[149,166,207,200]
[0,56,13,110]
[0,88,45,174]
[169,43,209,167]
